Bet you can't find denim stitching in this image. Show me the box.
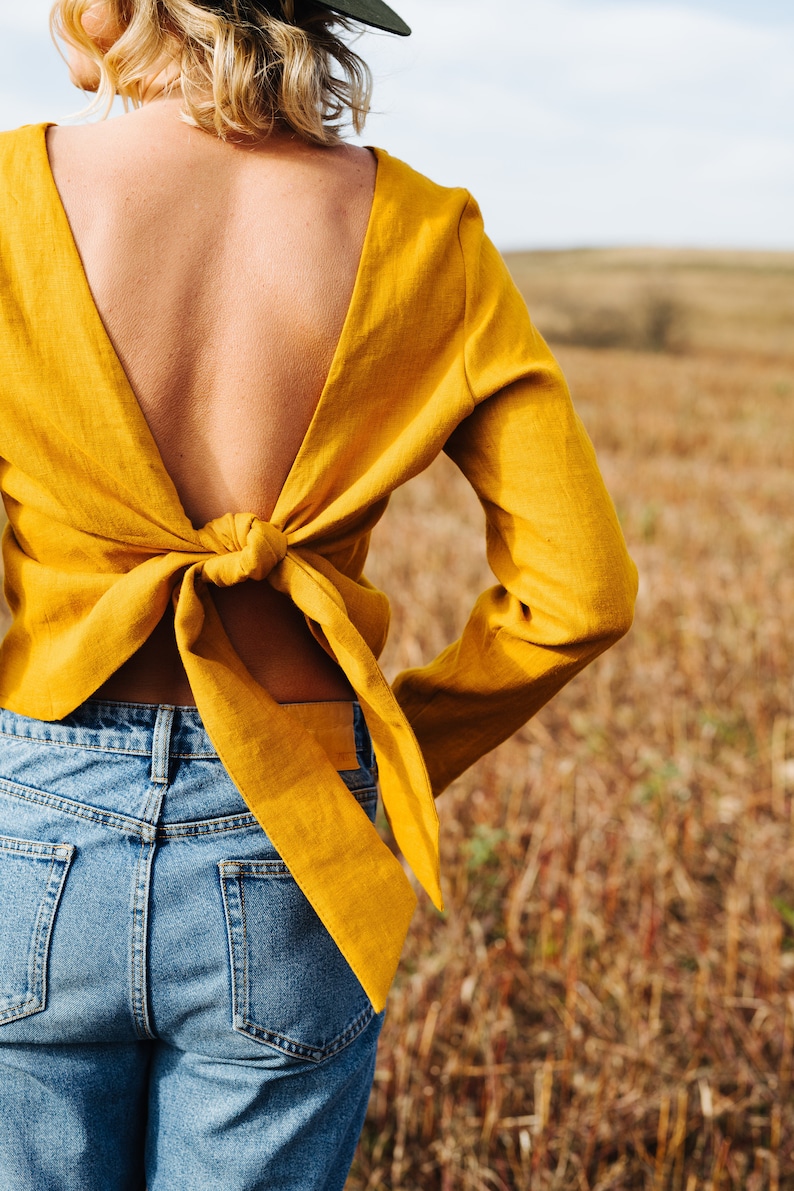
[30,858,57,1021]
[217,861,374,1063]
[129,781,165,1040]
[0,778,153,839]
[157,788,376,840]
[0,731,375,766]
[238,1003,374,1063]
[0,778,250,839]
[0,727,151,756]
[0,778,376,841]
[158,814,259,839]
[130,832,147,1039]
[217,866,241,1035]
[150,706,174,785]
[169,751,225,759]
[0,854,53,1022]
[0,845,74,1024]
[220,869,249,1041]
[0,835,74,860]
[239,877,250,1033]
[221,861,290,877]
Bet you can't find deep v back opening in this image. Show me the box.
[40,123,383,534]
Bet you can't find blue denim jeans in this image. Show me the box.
[0,699,383,1191]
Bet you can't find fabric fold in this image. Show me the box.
[166,512,440,1011]
[272,551,442,906]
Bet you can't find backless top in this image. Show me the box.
[0,123,637,1009]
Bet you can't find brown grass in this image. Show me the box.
[504,247,794,360]
[346,251,794,1189]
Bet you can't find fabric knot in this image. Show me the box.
[197,513,288,588]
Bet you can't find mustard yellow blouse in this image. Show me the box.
[0,123,637,1011]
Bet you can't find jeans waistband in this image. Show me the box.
[0,699,369,779]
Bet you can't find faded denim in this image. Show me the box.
[0,699,383,1191]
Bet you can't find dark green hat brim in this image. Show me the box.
[321,0,411,36]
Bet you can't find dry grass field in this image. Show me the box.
[346,250,794,1189]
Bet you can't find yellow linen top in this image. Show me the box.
[0,123,637,1012]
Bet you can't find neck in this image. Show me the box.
[139,63,183,105]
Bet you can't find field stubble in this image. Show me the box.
[347,252,794,1189]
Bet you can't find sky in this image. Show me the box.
[1,0,792,251]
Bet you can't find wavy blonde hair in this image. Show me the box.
[50,0,373,144]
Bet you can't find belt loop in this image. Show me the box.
[151,705,175,785]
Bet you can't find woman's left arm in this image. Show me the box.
[391,198,638,796]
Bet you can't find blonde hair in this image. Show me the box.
[50,0,373,145]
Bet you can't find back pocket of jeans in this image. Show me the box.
[0,835,75,1024]
[218,859,374,1063]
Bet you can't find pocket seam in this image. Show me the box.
[218,862,374,1063]
[237,1001,374,1063]
[0,839,75,1025]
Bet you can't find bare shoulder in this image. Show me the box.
[45,117,137,198]
[46,110,377,234]
[46,110,374,176]
[297,141,377,235]
[323,140,378,185]
[46,117,115,163]
[247,134,378,211]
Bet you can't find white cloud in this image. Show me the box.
[354,0,794,247]
[1,0,792,248]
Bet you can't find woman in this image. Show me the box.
[0,1,637,1188]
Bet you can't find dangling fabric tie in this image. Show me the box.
[163,511,441,1012]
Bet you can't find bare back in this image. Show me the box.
[47,102,376,703]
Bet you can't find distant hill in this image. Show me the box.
[504,247,794,361]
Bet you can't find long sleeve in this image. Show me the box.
[391,198,638,796]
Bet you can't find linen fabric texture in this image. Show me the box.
[0,124,638,1010]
